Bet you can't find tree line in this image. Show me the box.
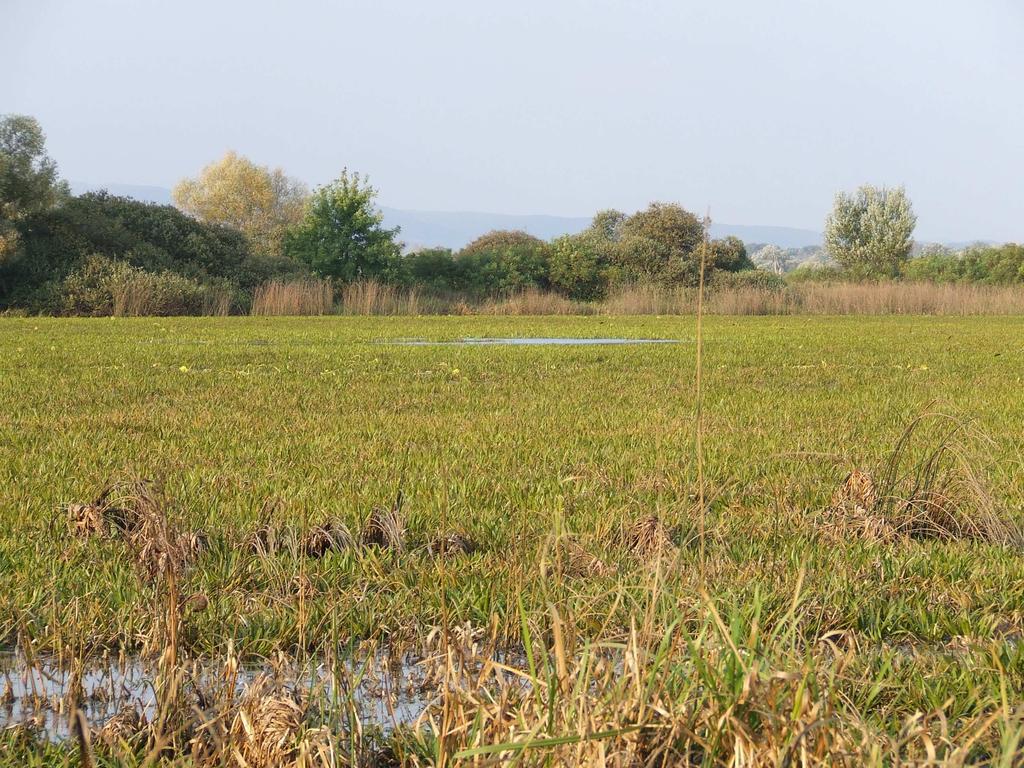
[1,114,1020,315]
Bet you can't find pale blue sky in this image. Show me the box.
[3,0,1022,241]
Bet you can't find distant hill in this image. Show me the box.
[71,182,824,250]
[73,181,990,252]
[380,208,824,251]
[379,208,592,250]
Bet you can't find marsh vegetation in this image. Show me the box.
[3,316,1024,765]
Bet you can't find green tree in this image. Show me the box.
[0,192,296,311]
[0,114,67,264]
[284,170,401,281]
[824,185,916,276]
[548,232,611,300]
[587,209,626,241]
[620,202,704,255]
[709,236,753,272]
[607,203,707,285]
[455,230,550,296]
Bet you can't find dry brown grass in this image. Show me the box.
[625,515,677,559]
[251,279,334,316]
[226,676,305,768]
[362,493,406,552]
[300,517,354,558]
[479,288,586,315]
[601,281,1024,316]
[338,280,420,315]
[426,530,478,558]
[240,279,1024,317]
[66,480,204,582]
[826,416,1024,546]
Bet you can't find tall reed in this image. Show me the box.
[250,279,334,316]
[337,280,421,315]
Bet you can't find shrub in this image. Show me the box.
[454,230,550,296]
[548,233,611,300]
[1,192,287,310]
[400,248,459,293]
[60,254,227,316]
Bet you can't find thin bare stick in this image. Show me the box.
[696,210,710,570]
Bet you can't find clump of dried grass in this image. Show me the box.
[625,515,678,559]
[95,707,148,751]
[67,480,205,580]
[553,536,613,577]
[251,279,334,316]
[224,675,331,768]
[362,493,406,552]
[123,485,191,581]
[301,517,354,558]
[828,415,1024,546]
[229,679,302,765]
[245,500,296,557]
[426,530,478,558]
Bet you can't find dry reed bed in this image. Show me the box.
[247,279,1024,317]
[6,317,1024,764]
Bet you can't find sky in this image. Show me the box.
[3,0,1022,242]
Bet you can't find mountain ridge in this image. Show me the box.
[71,182,988,251]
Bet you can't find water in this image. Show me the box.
[390,337,685,346]
[0,650,434,743]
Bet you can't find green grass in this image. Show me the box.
[3,315,1024,762]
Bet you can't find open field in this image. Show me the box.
[3,315,1024,765]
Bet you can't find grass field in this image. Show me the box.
[3,315,1024,765]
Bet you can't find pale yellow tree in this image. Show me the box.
[173,151,308,256]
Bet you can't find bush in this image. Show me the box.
[548,233,611,300]
[454,231,550,296]
[903,244,1024,285]
[785,264,847,283]
[60,254,231,316]
[1,192,299,310]
[399,248,460,293]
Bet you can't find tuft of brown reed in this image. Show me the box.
[251,279,334,316]
[426,530,478,558]
[625,515,677,559]
[832,469,878,512]
[300,517,354,558]
[123,485,191,582]
[338,280,421,316]
[553,536,613,577]
[828,415,1024,546]
[95,707,148,751]
[600,281,1024,317]
[226,675,304,768]
[362,493,406,552]
[479,288,586,316]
